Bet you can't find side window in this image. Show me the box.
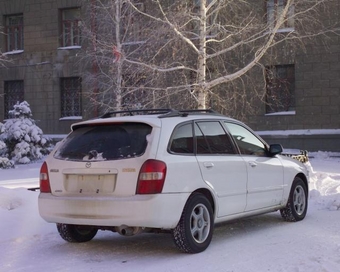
[169,123,194,154]
[60,77,82,118]
[5,14,24,51]
[4,80,24,119]
[121,2,145,43]
[60,8,81,47]
[195,121,236,155]
[224,122,267,156]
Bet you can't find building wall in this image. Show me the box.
[246,36,340,132]
[246,1,340,133]
[261,134,340,152]
[0,0,85,134]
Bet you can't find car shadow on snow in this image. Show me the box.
[48,211,289,258]
[212,211,286,241]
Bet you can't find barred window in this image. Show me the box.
[5,14,24,51]
[122,74,146,108]
[60,77,82,117]
[4,80,24,118]
[265,65,295,113]
[60,8,81,47]
[121,2,145,43]
[267,0,294,30]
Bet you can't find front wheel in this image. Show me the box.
[57,223,98,243]
[172,193,214,253]
[280,177,308,222]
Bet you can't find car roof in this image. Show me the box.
[71,109,242,130]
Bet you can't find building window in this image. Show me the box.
[121,2,145,43]
[265,65,295,113]
[60,8,81,47]
[60,77,82,117]
[267,0,294,30]
[4,14,24,51]
[4,81,24,118]
[122,73,146,107]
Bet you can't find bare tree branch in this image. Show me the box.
[81,0,338,114]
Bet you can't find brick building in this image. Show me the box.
[246,1,340,151]
[0,0,84,135]
[1,0,340,151]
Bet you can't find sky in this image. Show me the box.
[0,151,340,272]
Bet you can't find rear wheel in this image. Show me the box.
[57,223,98,243]
[172,193,214,253]
[280,177,308,222]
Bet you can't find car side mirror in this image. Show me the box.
[269,144,283,156]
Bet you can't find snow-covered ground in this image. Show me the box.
[0,152,340,272]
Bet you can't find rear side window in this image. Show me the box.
[169,123,194,154]
[54,123,152,161]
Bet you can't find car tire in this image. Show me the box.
[57,223,98,243]
[280,177,308,222]
[172,193,214,253]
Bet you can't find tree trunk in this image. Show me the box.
[115,0,123,110]
[197,0,207,110]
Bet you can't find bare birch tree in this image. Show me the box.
[82,0,337,117]
[81,0,160,115]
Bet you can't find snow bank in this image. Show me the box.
[304,152,340,211]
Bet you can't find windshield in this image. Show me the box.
[54,122,152,161]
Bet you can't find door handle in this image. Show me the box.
[203,162,214,169]
[249,161,257,168]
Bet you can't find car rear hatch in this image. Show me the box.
[48,121,159,197]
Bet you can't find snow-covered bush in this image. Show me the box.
[0,101,53,164]
[0,157,14,169]
[0,139,6,157]
[0,135,14,169]
[0,128,6,155]
[0,139,5,150]
[0,123,14,169]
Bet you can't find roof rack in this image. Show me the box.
[100,108,222,119]
[159,109,220,118]
[100,109,174,118]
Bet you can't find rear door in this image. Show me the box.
[194,121,248,217]
[224,122,284,211]
[50,122,154,197]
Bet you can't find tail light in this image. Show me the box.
[40,162,51,193]
[136,159,167,194]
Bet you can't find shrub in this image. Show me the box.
[0,101,53,164]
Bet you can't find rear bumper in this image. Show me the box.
[38,192,189,229]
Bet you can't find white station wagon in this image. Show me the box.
[38,109,309,253]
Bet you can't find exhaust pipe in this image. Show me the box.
[116,225,143,236]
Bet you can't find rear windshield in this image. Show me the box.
[54,123,152,161]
